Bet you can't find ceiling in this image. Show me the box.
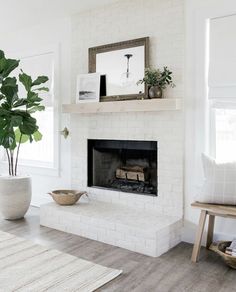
[0,0,121,32]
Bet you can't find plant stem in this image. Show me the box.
[5,149,11,176]
[10,150,14,176]
[15,134,22,176]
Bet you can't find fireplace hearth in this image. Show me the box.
[87,139,158,196]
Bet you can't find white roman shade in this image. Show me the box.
[208,14,236,102]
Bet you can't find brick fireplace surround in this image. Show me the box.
[41,110,184,257]
[40,0,184,257]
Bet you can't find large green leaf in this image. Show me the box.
[19,116,38,135]
[15,128,29,144]
[1,76,17,89]
[32,76,48,86]
[10,115,23,127]
[0,77,18,101]
[0,108,10,116]
[34,87,49,92]
[0,50,5,59]
[8,133,17,150]
[12,109,31,118]
[0,129,17,150]
[27,91,42,103]
[13,98,28,108]
[26,91,43,110]
[33,130,42,142]
[0,57,19,80]
[1,102,11,111]
[28,105,45,114]
[0,118,7,129]
[0,58,7,73]
[2,59,20,78]
[19,71,32,92]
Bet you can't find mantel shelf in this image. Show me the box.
[62,98,182,114]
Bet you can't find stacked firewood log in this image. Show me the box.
[115,165,147,182]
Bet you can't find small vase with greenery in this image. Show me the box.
[138,67,175,98]
[0,50,49,220]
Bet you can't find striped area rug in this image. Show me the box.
[0,230,122,291]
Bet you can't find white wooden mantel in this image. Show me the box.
[62,98,182,114]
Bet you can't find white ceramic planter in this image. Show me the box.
[0,176,32,220]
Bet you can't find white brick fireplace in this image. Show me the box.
[41,0,185,257]
[41,109,184,257]
[71,111,183,218]
[69,0,184,217]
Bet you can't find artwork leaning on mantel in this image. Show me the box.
[89,37,149,102]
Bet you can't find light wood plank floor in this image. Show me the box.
[0,207,235,292]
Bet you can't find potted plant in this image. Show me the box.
[138,67,175,98]
[0,50,49,220]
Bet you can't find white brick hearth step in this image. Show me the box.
[40,201,182,257]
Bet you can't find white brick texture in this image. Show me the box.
[70,0,184,218]
[49,0,186,256]
[40,201,182,257]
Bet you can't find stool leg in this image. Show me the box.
[191,210,207,263]
[206,215,215,249]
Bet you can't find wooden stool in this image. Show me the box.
[191,202,236,263]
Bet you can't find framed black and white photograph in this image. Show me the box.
[76,73,101,103]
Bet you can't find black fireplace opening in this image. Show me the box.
[87,139,158,196]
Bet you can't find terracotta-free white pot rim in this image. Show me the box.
[0,175,31,180]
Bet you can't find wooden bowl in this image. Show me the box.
[210,241,236,269]
[48,190,87,206]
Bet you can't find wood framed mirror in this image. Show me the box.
[89,37,149,102]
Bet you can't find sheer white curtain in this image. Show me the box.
[14,52,55,168]
[18,52,55,168]
[208,14,236,162]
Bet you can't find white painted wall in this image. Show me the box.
[184,0,236,244]
[0,0,121,34]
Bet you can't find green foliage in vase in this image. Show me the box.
[138,67,175,89]
[0,50,49,176]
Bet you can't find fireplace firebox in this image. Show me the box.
[87,139,158,196]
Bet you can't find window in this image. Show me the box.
[18,107,54,167]
[208,15,236,162]
[17,52,56,168]
[210,107,236,162]
[0,50,58,170]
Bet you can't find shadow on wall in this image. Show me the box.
[182,219,236,245]
[182,220,206,246]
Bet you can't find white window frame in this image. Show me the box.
[209,103,236,162]
[185,0,236,192]
[208,13,236,161]
[0,45,61,177]
[195,6,236,174]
